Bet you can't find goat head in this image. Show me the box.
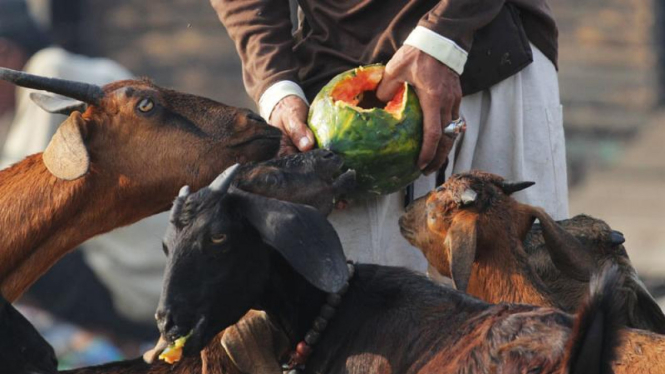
[0,67,281,202]
[235,149,357,215]
[156,162,349,356]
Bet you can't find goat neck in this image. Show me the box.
[0,154,159,301]
[258,251,329,346]
[266,263,490,374]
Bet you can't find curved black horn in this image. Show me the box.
[0,67,103,105]
[499,180,535,195]
[609,230,626,246]
[209,164,241,194]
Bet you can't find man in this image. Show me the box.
[211,0,569,274]
[211,0,568,274]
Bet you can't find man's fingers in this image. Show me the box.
[417,96,442,170]
[376,69,403,103]
[268,95,313,153]
[423,134,453,175]
[451,94,461,121]
[422,103,452,174]
[285,116,315,152]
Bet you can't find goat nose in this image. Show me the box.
[155,308,175,334]
[321,150,336,159]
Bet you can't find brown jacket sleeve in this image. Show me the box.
[419,0,506,52]
[211,0,299,103]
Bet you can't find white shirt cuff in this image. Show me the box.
[404,26,468,75]
[258,81,309,121]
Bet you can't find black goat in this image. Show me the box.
[44,150,354,374]
[154,165,624,374]
[1,294,57,374]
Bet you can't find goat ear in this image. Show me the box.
[30,92,87,115]
[526,206,593,282]
[631,275,665,334]
[445,213,478,293]
[232,189,349,293]
[43,111,90,181]
[515,204,537,241]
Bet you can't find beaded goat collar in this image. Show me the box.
[282,262,355,374]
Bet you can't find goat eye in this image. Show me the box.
[162,242,169,256]
[211,234,227,245]
[137,98,154,113]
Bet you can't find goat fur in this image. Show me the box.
[6,150,355,374]
[400,170,665,373]
[150,169,626,374]
[0,74,282,302]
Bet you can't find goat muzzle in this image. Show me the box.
[0,67,104,105]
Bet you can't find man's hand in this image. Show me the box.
[377,45,462,175]
[269,95,315,156]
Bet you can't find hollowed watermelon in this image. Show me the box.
[308,65,423,196]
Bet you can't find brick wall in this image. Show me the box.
[78,0,253,110]
[72,1,660,128]
[550,0,658,183]
[553,0,657,133]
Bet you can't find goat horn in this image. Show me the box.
[460,188,477,206]
[170,186,191,223]
[610,230,625,245]
[0,67,103,105]
[499,180,535,195]
[178,185,190,198]
[209,163,241,193]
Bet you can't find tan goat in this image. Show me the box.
[0,67,282,302]
[400,170,665,373]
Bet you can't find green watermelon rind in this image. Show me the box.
[308,65,423,197]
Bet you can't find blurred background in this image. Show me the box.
[1,0,664,369]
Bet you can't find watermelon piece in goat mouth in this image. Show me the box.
[308,65,423,196]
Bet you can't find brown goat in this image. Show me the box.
[0,67,282,302]
[400,170,665,332]
[400,170,665,373]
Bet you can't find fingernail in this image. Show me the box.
[299,137,311,149]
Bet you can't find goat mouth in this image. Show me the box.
[318,158,345,181]
[161,316,209,359]
[398,223,420,246]
[398,217,414,237]
[399,226,416,242]
[229,134,282,149]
